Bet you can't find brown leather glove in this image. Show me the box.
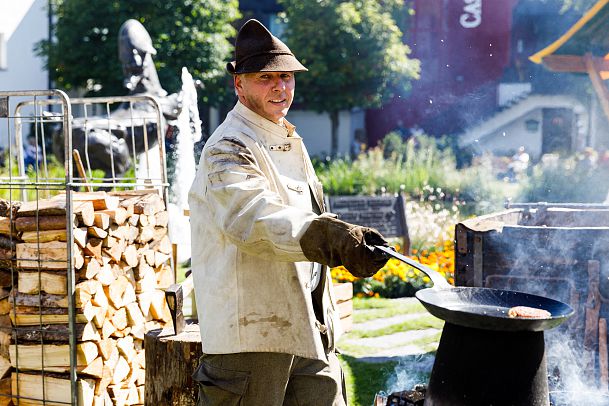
[300,214,390,278]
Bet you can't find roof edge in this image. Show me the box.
[530,0,609,64]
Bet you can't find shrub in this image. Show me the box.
[315,133,459,197]
[520,155,609,203]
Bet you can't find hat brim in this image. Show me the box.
[227,53,308,74]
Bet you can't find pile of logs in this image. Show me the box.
[0,190,173,405]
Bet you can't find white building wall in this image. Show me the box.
[207,106,363,158]
[287,109,355,157]
[0,0,48,92]
[476,109,543,158]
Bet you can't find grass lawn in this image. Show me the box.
[339,355,398,406]
[338,297,439,405]
[353,297,429,323]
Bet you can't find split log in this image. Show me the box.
[111,308,128,331]
[82,356,104,378]
[122,245,138,268]
[149,235,172,255]
[84,238,103,260]
[95,364,114,398]
[154,211,168,228]
[133,193,165,216]
[112,356,131,384]
[105,276,130,308]
[76,279,103,306]
[94,213,110,230]
[94,262,115,286]
[74,227,88,248]
[101,319,117,340]
[10,312,88,326]
[155,264,175,289]
[128,214,139,227]
[117,193,162,216]
[56,191,120,211]
[144,325,202,406]
[16,241,73,270]
[154,252,170,268]
[18,199,94,227]
[21,229,67,243]
[97,338,117,361]
[18,271,67,295]
[81,257,101,280]
[102,235,119,249]
[88,226,108,239]
[136,226,154,244]
[11,372,95,406]
[103,240,126,264]
[0,356,10,380]
[9,341,98,371]
[0,377,10,406]
[98,208,128,226]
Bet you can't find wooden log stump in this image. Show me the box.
[144,324,201,405]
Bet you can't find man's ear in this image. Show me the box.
[234,74,243,96]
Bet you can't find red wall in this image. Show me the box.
[366,0,517,144]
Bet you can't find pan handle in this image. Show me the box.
[375,245,452,289]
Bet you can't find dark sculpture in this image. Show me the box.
[53,19,182,177]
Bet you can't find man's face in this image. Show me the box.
[235,72,295,124]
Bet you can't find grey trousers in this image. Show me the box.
[193,351,347,406]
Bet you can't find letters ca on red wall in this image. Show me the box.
[411,0,516,96]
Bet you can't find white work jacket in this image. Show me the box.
[188,101,341,361]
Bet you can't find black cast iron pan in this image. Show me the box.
[375,246,573,332]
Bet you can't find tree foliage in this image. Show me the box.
[37,0,240,104]
[277,0,419,154]
[279,0,419,112]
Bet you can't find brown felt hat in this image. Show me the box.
[227,19,307,74]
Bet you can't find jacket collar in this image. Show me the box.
[233,101,299,138]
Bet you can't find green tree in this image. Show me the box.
[37,0,240,105]
[278,0,420,155]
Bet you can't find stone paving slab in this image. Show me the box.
[342,297,441,362]
[356,312,430,331]
[342,328,440,350]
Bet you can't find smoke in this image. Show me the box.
[483,210,609,405]
[380,208,609,403]
[384,354,435,394]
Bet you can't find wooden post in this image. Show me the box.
[397,193,411,255]
[144,325,202,405]
[583,260,601,382]
[584,53,609,125]
[599,318,608,391]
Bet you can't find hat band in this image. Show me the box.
[236,50,295,71]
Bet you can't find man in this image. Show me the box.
[189,19,390,406]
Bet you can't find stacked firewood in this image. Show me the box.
[0,190,173,405]
[0,200,19,406]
